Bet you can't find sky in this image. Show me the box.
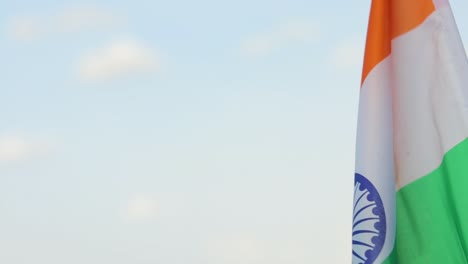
[1,1,468,263]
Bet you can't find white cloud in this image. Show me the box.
[124,194,159,222]
[6,6,123,41]
[0,136,30,161]
[241,20,319,57]
[76,38,160,81]
[329,37,365,70]
[0,135,53,162]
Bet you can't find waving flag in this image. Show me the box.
[352,0,468,263]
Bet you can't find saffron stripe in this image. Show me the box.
[361,0,435,85]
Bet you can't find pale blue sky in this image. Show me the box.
[1,1,468,263]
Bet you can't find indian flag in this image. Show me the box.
[353,0,468,263]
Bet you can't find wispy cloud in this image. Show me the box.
[124,194,159,222]
[241,20,319,57]
[329,37,365,71]
[6,16,42,41]
[0,135,53,162]
[0,136,30,161]
[76,38,161,81]
[6,6,123,41]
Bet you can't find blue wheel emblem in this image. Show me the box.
[352,173,386,264]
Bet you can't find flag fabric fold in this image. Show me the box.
[353,0,468,263]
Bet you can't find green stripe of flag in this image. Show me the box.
[384,137,468,263]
